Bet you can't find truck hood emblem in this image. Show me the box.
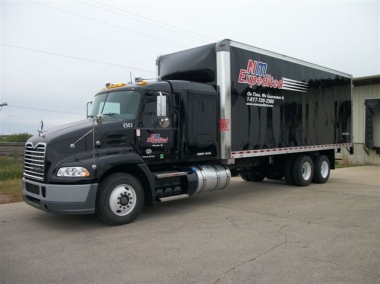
[38,120,45,137]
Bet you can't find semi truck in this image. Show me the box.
[22,39,353,225]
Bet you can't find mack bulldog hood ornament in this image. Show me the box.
[37,120,45,137]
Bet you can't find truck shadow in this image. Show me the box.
[30,211,103,231]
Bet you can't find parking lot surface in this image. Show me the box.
[0,166,379,284]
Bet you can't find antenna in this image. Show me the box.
[130,71,133,84]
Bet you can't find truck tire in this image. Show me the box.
[284,156,295,185]
[96,173,144,226]
[240,170,266,182]
[312,155,330,183]
[292,155,314,187]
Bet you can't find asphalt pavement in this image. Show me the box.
[0,166,379,284]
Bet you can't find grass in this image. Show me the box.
[0,179,23,204]
[0,133,32,142]
[0,156,23,180]
[0,156,23,204]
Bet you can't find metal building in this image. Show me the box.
[351,75,380,165]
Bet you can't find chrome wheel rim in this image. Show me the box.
[109,184,137,216]
[302,162,312,180]
[320,161,329,178]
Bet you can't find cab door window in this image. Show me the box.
[142,96,171,128]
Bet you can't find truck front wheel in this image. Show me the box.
[96,173,144,226]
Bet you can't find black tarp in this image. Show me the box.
[157,43,216,84]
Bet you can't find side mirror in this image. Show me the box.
[158,117,170,128]
[153,92,170,128]
[87,101,93,118]
[157,93,167,117]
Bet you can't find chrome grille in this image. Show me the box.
[24,142,46,181]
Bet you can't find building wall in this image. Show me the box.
[351,83,380,165]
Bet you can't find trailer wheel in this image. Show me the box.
[240,173,249,181]
[284,156,295,185]
[292,155,314,187]
[240,170,266,182]
[313,155,330,183]
[96,173,144,226]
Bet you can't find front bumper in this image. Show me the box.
[22,178,98,215]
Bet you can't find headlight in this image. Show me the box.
[57,167,90,177]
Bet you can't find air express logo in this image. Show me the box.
[238,60,308,93]
[147,133,168,143]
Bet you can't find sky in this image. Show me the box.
[0,0,379,135]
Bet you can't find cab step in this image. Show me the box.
[154,171,187,179]
[159,194,189,202]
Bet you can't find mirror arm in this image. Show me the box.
[70,114,103,170]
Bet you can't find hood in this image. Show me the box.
[24,118,138,183]
[27,117,137,150]
[27,119,94,146]
[28,118,133,145]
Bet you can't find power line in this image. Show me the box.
[26,0,189,48]
[89,0,214,41]
[77,0,213,43]
[7,104,84,116]
[0,43,155,73]
[78,0,206,42]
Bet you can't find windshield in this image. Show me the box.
[90,90,140,119]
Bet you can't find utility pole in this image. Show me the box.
[0,103,7,138]
[0,102,7,111]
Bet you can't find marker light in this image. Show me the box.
[57,167,90,177]
[103,82,127,90]
[138,81,148,86]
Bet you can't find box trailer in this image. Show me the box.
[22,39,353,225]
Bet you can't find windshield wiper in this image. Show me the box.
[102,113,117,117]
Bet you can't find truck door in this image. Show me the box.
[184,92,217,158]
[139,94,174,162]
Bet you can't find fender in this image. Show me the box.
[136,163,156,207]
[95,151,145,176]
[97,153,156,206]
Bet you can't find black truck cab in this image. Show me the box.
[22,79,227,225]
